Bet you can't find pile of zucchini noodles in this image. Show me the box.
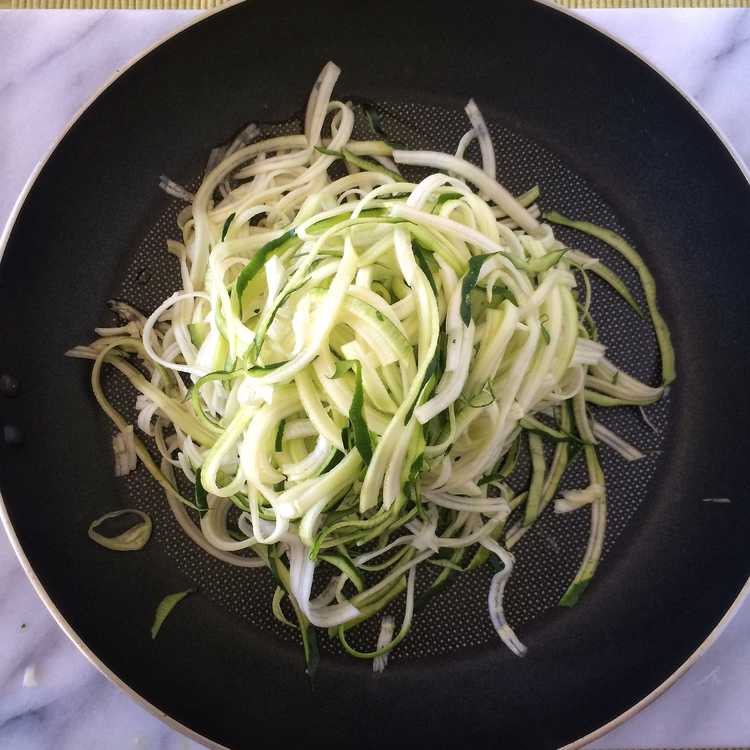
[69,62,674,671]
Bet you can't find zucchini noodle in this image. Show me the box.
[88,509,152,551]
[70,62,673,672]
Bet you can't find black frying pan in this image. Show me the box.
[1,2,749,748]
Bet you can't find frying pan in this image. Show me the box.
[1,1,749,748]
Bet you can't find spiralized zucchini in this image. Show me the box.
[69,62,673,670]
[88,509,152,551]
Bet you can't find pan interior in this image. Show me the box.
[99,98,670,661]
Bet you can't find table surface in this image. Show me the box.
[1,6,749,749]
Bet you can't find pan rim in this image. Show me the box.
[0,2,748,748]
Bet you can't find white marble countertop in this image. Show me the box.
[1,6,749,749]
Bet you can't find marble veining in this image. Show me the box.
[0,7,748,749]
[576,8,750,167]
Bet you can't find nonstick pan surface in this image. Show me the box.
[1,2,749,748]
